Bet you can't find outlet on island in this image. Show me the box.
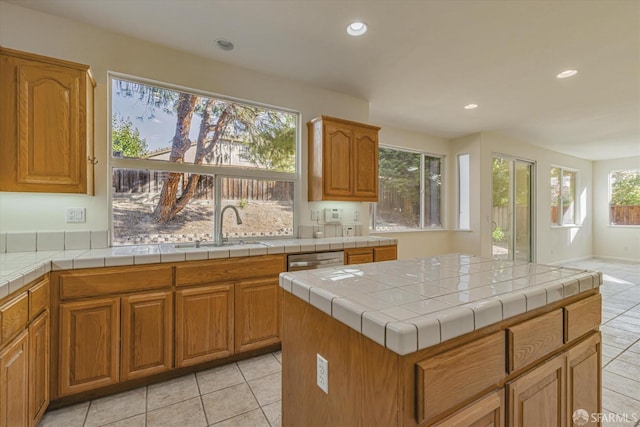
[317,353,328,394]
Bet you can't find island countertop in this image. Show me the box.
[279,253,601,355]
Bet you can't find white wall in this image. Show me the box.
[593,157,640,262]
[0,1,368,234]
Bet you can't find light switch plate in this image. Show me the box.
[317,354,328,394]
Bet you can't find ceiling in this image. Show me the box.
[6,0,640,160]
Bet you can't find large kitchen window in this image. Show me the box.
[110,75,297,245]
[370,146,443,231]
[609,169,640,226]
[550,166,577,226]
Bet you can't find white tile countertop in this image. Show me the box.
[279,253,602,355]
[0,236,396,300]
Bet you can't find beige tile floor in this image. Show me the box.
[40,259,640,427]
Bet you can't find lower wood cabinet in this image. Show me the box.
[175,284,234,367]
[59,298,120,396]
[121,292,172,380]
[0,330,29,427]
[28,311,49,427]
[0,276,50,427]
[52,255,287,400]
[235,278,281,353]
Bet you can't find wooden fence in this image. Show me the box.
[112,170,293,201]
[610,205,640,225]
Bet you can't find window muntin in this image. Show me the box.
[370,146,443,231]
[609,169,640,226]
[110,75,298,245]
[550,167,577,226]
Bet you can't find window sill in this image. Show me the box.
[607,224,640,228]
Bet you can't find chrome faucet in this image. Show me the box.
[216,205,243,246]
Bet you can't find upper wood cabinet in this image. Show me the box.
[0,47,95,194]
[307,115,379,201]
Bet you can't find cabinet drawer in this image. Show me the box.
[374,245,397,262]
[507,308,564,373]
[416,332,506,425]
[0,292,29,344]
[175,255,285,287]
[565,294,601,342]
[29,277,49,320]
[345,248,373,265]
[59,265,172,299]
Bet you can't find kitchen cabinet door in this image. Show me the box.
[59,298,119,396]
[0,47,95,194]
[121,292,173,380]
[507,354,566,427]
[352,126,378,199]
[566,333,601,427]
[28,311,49,427]
[175,284,234,367]
[0,330,29,427]
[323,122,353,198]
[235,278,281,353]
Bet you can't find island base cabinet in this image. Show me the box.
[0,330,29,427]
[432,389,504,427]
[121,292,173,381]
[235,278,280,353]
[507,354,566,427]
[59,298,120,396]
[28,311,49,427]
[175,284,234,367]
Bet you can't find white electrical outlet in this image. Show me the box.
[65,207,86,223]
[354,209,360,222]
[343,225,354,237]
[311,209,321,221]
[317,354,328,394]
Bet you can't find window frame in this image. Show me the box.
[370,144,444,232]
[108,72,300,244]
[608,168,640,227]
[550,165,578,227]
[457,153,471,230]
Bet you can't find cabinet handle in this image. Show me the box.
[88,156,99,165]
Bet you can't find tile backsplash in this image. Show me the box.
[0,230,110,253]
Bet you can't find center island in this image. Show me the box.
[279,253,602,427]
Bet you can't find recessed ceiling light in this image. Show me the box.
[464,104,479,110]
[216,39,235,51]
[347,21,368,36]
[557,69,578,79]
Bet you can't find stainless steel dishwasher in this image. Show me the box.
[287,251,344,271]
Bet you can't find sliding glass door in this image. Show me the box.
[492,156,533,262]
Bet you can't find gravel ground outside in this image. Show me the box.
[112,193,293,245]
